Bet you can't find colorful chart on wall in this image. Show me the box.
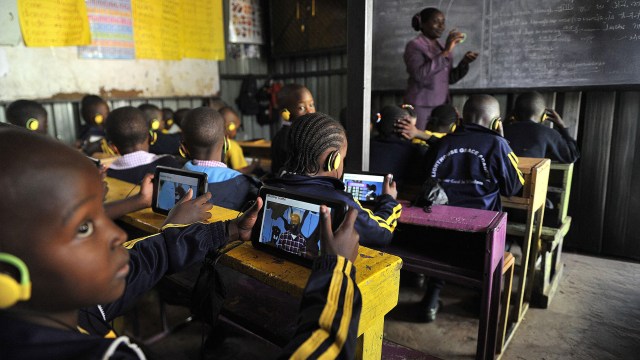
[228,0,263,44]
[78,0,135,59]
[17,0,91,47]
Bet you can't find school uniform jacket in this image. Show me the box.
[0,222,361,360]
[183,161,261,211]
[503,120,580,164]
[266,174,403,247]
[403,34,469,108]
[369,136,428,187]
[424,123,525,211]
[149,132,182,156]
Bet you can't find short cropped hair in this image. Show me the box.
[182,107,225,150]
[6,100,47,128]
[105,106,149,151]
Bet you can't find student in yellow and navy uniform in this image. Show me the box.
[0,128,362,359]
[267,112,403,247]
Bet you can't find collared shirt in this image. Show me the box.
[192,159,227,168]
[109,151,169,170]
[277,231,307,256]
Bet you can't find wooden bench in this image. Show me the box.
[501,157,550,327]
[506,163,573,308]
[104,176,403,359]
[387,202,507,360]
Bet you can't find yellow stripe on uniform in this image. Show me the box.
[354,200,403,232]
[318,261,355,359]
[291,257,346,359]
[122,233,158,249]
[507,152,525,185]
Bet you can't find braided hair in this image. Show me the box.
[285,112,345,175]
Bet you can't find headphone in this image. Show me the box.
[540,112,549,123]
[227,122,237,132]
[25,118,40,131]
[178,142,189,159]
[325,150,342,172]
[281,108,291,122]
[100,138,117,156]
[0,253,31,309]
[94,114,104,125]
[150,119,160,131]
[449,122,457,133]
[149,130,158,145]
[490,117,502,131]
[166,118,174,128]
[180,137,229,162]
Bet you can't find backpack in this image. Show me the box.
[413,177,449,209]
[235,75,260,115]
[256,80,283,125]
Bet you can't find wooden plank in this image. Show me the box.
[603,91,640,259]
[566,91,616,253]
[554,92,582,139]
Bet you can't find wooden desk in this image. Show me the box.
[500,157,550,327]
[238,139,271,159]
[389,202,507,360]
[105,176,402,359]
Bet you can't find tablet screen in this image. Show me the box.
[155,171,201,212]
[258,193,324,260]
[342,173,385,202]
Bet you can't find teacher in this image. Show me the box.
[404,7,478,130]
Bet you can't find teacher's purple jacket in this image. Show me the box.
[404,34,469,107]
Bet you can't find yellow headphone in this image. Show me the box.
[166,118,174,127]
[179,142,189,159]
[281,108,291,121]
[449,122,457,133]
[100,138,117,156]
[325,150,342,172]
[149,130,158,145]
[150,119,160,131]
[490,117,502,131]
[0,253,32,309]
[227,122,237,132]
[26,118,39,131]
[94,114,104,125]
[540,112,549,123]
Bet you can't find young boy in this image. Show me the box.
[503,91,580,164]
[270,83,316,176]
[395,104,460,146]
[105,106,183,184]
[5,99,48,135]
[181,107,261,211]
[419,94,524,322]
[266,112,402,247]
[78,95,109,155]
[369,105,428,187]
[0,127,361,359]
[219,106,258,174]
[139,103,181,156]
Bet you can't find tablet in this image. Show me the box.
[151,166,208,215]
[251,186,348,267]
[342,172,388,203]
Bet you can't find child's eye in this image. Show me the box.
[77,221,94,238]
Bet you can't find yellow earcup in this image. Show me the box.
[0,253,31,309]
[326,151,341,171]
[281,109,291,121]
[228,123,237,132]
[149,130,158,145]
[94,114,104,125]
[26,118,39,131]
[150,119,160,131]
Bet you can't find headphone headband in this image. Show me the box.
[0,253,31,308]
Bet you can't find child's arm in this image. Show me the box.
[545,109,580,163]
[104,174,154,219]
[280,207,361,359]
[350,191,402,248]
[496,143,525,197]
[450,51,478,84]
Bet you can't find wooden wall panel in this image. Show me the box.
[566,92,616,253]
[603,92,640,259]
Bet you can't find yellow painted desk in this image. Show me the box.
[105,177,402,359]
[238,139,271,159]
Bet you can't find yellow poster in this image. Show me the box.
[182,0,225,60]
[132,0,181,60]
[18,0,91,47]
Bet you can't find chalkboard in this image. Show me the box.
[372,0,640,91]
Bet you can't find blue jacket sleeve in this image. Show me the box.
[351,194,403,247]
[496,141,525,197]
[101,222,228,320]
[549,126,580,164]
[280,255,362,359]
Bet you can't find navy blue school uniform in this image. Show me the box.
[266,173,403,247]
[107,151,184,184]
[78,124,106,144]
[0,222,361,359]
[424,123,524,212]
[503,120,580,163]
[183,160,261,211]
[150,132,182,156]
[369,136,428,186]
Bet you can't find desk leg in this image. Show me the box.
[524,207,544,302]
[356,317,384,360]
[513,208,534,322]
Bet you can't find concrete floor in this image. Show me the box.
[136,252,640,359]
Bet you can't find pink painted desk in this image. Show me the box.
[386,201,507,360]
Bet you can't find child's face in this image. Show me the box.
[223,111,241,139]
[24,165,129,310]
[95,102,110,126]
[289,89,316,119]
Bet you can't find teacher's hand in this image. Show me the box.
[460,51,479,65]
[445,30,465,52]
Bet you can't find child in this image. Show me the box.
[396,104,460,147]
[0,127,361,359]
[503,91,580,163]
[161,107,180,134]
[181,107,261,211]
[219,106,259,174]
[418,94,524,322]
[139,104,181,156]
[105,106,183,184]
[270,83,316,176]
[369,105,429,187]
[5,99,48,135]
[78,95,109,155]
[266,112,402,247]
